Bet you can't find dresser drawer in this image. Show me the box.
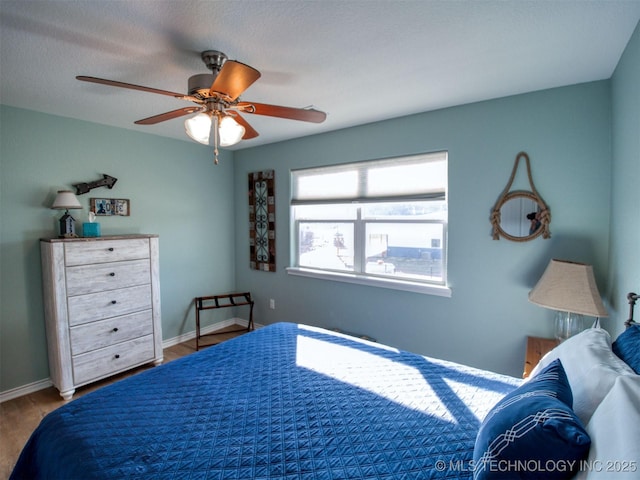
[67,284,152,326]
[72,334,155,386]
[69,310,154,355]
[65,239,150,266]
[66,259,151,296]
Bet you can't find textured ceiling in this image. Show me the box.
[1,1,639,149]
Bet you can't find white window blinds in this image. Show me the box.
[291,151,447,205]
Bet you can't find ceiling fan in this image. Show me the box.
[77,50,327,163]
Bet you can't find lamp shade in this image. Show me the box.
[51,190,82,210]
[184,112,212,145]
[218,115,245,147]
[184,112,245,148]
[528,259,608,317]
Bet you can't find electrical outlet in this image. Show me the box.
[269,299,275,309]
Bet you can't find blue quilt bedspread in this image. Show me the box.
[11,323,520,479]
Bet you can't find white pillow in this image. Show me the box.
[528,328,634,424]
[575,374,640,479]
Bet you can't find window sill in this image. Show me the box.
[286,267,452,297]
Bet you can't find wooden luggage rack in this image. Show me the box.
[195,292,254,350]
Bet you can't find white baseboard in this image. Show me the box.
[0,378,53,403]
[1,319,262,403]
[162,317,263,348]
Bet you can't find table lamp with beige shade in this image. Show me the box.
[529,259,608,342]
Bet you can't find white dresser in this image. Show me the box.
[40,234,163,400]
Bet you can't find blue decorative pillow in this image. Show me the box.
[612,325,640,374]
[473,359,590,479]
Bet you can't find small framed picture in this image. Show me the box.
[90,198,130,216]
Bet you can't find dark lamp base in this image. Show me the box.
[59,211,78,238]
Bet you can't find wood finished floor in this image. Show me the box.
[0,329,245,479]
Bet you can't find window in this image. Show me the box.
[289,152,449,295]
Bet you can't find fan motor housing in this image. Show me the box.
[188,73,216,97]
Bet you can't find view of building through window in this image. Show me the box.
[291,152,448,286]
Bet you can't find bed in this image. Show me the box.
[11,318,640,479]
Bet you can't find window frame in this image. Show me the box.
[288,152,451,297]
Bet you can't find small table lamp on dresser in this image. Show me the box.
[528,258,608,342]
[51,190,82,237]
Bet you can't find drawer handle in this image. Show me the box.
[108,247,114,251]
[112,327,119,332]
[109,272,115,277]
[111,300,117,304]
[114,354,120,359]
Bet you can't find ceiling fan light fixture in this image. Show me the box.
[184,112,212,145]
[77,48,326,165]
[218,116,245,147]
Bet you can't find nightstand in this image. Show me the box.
[523,336,559,378]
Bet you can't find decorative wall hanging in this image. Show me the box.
[90,198,130,216]
[73,174,118,195]
[248,170,276,271]
[491,151,550,241]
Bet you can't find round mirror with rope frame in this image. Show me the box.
[491,152,551,242]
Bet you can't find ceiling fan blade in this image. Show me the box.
[210,60,261,101]
[77,75,196,101]
[230,113,259,139]
[237,101,326,123]
[134,107,202,125]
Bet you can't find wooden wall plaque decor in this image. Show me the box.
[90,198,130,216]
[248,170,276,271]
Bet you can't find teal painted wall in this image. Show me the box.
[0,106,236,392]
[234,81,612,377]
[3,53,635,391]
[609,21,640,338]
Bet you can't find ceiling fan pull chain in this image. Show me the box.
[213,114,220,165]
